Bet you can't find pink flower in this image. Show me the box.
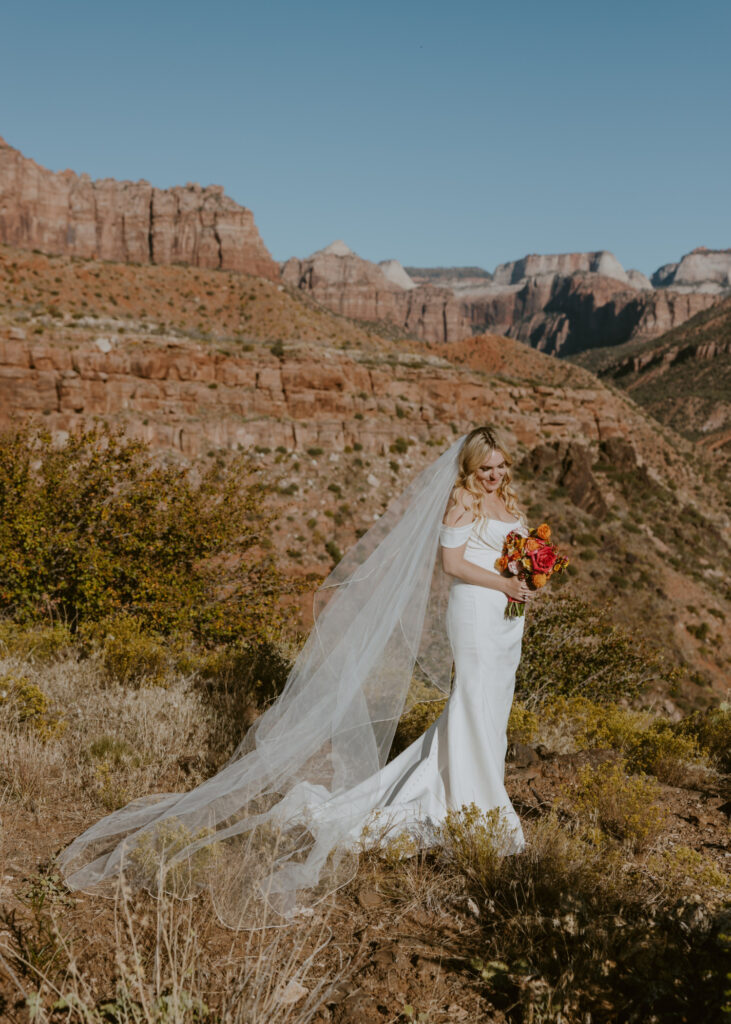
[529,546,557,574]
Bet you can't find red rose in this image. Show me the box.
[529,545,557,574]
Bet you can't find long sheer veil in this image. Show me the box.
[58,435,466,928]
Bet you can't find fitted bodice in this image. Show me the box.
[439,515,525,572]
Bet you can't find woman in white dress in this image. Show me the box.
[314,426,532,849]
[59,426,532,927]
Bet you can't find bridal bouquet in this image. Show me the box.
[495,522,569,618]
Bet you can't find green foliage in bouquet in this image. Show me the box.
[0,426,295,647]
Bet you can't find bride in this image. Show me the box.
[59,425,532,927]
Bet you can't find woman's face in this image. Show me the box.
[474,448,507,492]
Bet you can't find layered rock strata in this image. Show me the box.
[281,242,469,344]
[0,328,637,460]
[0,137,279,280]
[409,249,726,355]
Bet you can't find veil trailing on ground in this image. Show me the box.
[59,436,466,928]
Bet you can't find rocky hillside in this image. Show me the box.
[0,242,729,703]
[282,241,468,344]
[572,297,731,454]
[0,136,279,279]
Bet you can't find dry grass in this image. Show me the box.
[0,875,345,1023]
[0,651,211,817]
[0,636,729,1023]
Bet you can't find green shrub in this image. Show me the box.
[0,426,293,647]
[194,639,292,758]
[540,694,648,753]
[565,760,666,851]
[437,804,516,898]
[516,595,680,705]
[434,809,727,1021]
[0,671,66,740]
[325,540,342,564]
[626,720,701,785]
[647,845,730,902]
[538,696,702,785]
[676,705,731,772]
[81,613,172,686]
[0,620,74,661]
[507,700,539,744]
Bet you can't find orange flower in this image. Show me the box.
[496,555,509,571]
[536,523,551,541]
[525,537,542,552]
[532,573,548,588]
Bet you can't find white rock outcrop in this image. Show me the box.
[378,259,416,290]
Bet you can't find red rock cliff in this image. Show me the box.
[0,137,279,280]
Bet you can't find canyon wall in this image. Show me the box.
[281,242,470,344]
[0,327,633,460]
[0,137,279,280]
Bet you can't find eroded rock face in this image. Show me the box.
[492,250,630,287]
[281,242,470,343]
[463,267,719,357]
[412,250,725,356]
[0,137,279,280]
[520,442,608,519]
[0,330,635,459]
[653,247,731,294]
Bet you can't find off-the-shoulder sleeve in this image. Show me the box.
[439,521,473,548]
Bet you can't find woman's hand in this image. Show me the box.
[502,576,533,602]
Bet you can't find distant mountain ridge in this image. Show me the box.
[1,136,728,356]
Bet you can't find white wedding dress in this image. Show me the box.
[59,440,527,924]
[312,513,527,852]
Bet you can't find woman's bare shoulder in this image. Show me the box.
[442,486,476,527]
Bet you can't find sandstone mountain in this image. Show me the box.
[281,241,469,343]
[2,137,727,359]
[652,247,731,292]
[1,242,728,701]
[409,250,723,356]
[0,136,279,280]
[573,297,731,454]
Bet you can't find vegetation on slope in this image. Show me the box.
[0,429,728,1023]
[570,297,731,449]
[0,243,390,351]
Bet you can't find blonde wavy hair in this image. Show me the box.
[454,425,525,523]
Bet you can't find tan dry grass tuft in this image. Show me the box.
[0,873,346,1024]
[0,652,211,815]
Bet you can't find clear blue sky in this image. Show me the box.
[2,0,729,276]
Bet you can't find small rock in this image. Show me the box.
[9,327,26,340]
[366,474,380,488]
[357,887,384,909]
[277,979,308,1005]
[95,336,113,353]
[447,1006,468,1021]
